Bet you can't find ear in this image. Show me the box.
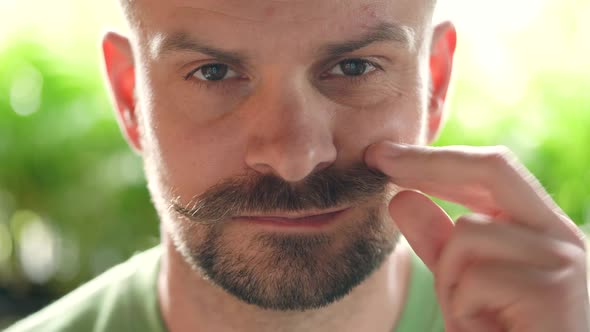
[102,31,142,153]
[426,21,457,144]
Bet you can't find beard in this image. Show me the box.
[152,163,399,311]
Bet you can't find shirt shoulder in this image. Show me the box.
[4,246,165,332]
[393,242,445,332]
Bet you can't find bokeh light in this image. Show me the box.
[9,64,43,117]
[0,223,13,266]
[10,211,59,284]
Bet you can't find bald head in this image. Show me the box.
[119,0,437,31]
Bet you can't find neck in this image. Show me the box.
[157,231,412,332]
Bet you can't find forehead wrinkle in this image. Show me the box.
[174,4,332,24]
[177,5,266,23]
[145,2,424,62]
[149,21,416,65]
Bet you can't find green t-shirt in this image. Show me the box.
[5,246,444,332]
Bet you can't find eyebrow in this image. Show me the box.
[319,22,414,57]
[155,31,248,65]
[154,21,414,65]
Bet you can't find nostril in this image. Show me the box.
[313,160,334,174]
[248,162,280,178]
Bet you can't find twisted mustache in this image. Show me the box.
[171,164,389,224]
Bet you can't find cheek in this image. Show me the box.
[142,95,248,201]
[333,91,427,161]
[136,63,252,200]
[150,60,247,123]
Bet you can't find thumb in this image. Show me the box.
[390,190,454,271]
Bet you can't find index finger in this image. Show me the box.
[365,142,581,243]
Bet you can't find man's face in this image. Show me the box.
[127,0,436,311]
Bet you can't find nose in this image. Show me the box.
[243,76,337,183]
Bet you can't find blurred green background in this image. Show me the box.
[0,0,589,328]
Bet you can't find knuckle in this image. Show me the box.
[480,145,515,170]
[560,214,588,248]
[454,215,471,228]
[471,146,517,185]
[453,215,473,236]
[544,266,580,296]
[551,241,586,267]
[580,233,587,252]
[454,214,488,233]
[538,253,585,301]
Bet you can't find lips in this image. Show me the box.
[234,208,350,228]
[239,207,348,219]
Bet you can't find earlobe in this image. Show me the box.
[426,21,457,144]
[102,31,142,152]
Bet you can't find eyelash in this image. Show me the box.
[184,71,237,92]
[183,66,241,91]
[183,58,383,90]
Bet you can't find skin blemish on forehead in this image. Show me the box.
[361,3,378,17]
[355,2,419,51]
[263,5,276,17]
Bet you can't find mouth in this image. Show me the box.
[233,207,351,229]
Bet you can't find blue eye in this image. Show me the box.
[190,64,240,81]
[329,59,377,77]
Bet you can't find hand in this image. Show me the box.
[365,142,590,332]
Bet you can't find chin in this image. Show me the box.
[169,204,399,311]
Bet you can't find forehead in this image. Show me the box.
[134,0,432,58]
[137,0,427,21]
